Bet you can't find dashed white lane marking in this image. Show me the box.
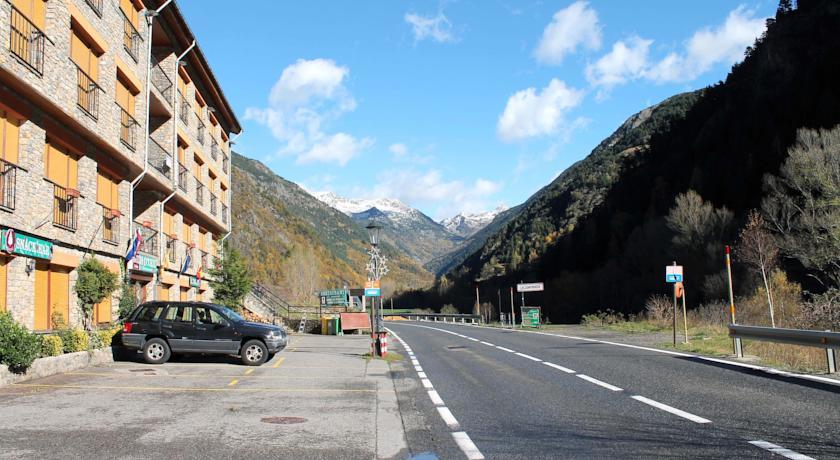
[386,328,485,460]
[748,440,815,460]
[437,406,461,430]
[631,395,711,424]
[577,374,623,391]
[514,352,542,362]
[543,362,576,374]
[480,341,494,346]
[428,390,444,406]
[496,346,515,353]
[452,431,485,460]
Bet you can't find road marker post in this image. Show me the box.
[665,262,683,346]
[676,282,689,344]
[509,287,515,327]
[725,246,743,358]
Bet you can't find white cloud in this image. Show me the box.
[585,36,653,98]
[389,143,408,157]
[646,6,767,83]
[245,58,372,166]
[405,12,456,43]
[497,79,585,142]
[534,1,601,65]
[369,169,501,219]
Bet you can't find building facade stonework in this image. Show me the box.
[0,0,240,330]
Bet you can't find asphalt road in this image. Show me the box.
[387,321,840,459]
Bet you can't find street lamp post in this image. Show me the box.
[365,221,388,356]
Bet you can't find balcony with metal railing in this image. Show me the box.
[8,4,46,75]
[102,207,119,244]
[222,203,228,225]
[199,249,209,270]
[210,194,217,216]
[178,163,188,192]
[195,180,204,205]
[119,106,138,150]
[121,10,141,62]
[84,0,104,16]
[210,139,219,162]
[178,91,190,125]
[0,160,17,211]
[133,222,159,256]
[149,137,173,178]
[74,62,101,119]
[151,56,173,102]
[165,235,177,264]
[222,153,229,174]
[53,185,78,231]
[197,118,206,145]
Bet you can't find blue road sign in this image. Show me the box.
[365,288,381,297]
[666,274,683,283]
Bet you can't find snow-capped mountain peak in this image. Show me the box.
[440,205,507,237]
[313,192,414,217]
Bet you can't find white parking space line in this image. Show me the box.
[576,374,623,391]
[543,362,576,374]
[514,352,542,362]
[452,432,485,460]
[428,390,445,406]
[748,440,815,460]
[437,407,461,430]
[480,341,494,346]
[496,346,515,353]
[631,395,711,424]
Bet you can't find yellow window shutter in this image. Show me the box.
[96,171,108,206]
[1,111,20,164]
[46,143,68,188]
[163,212,172,235]
[50,269,70,327]
[34,263,48,329]
[68,155,78,190]
[111,180,120,210]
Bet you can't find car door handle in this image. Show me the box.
[162,324,172,329]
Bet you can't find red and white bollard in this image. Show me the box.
[371,332,389,357]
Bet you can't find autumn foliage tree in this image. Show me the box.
[737,210,780,326]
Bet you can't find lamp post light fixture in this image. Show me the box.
[365,221,382,247]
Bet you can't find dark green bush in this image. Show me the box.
[0,311,42,372]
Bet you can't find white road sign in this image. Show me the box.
[666,265,684,283]
[517,282,544,292]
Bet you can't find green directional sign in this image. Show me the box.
[520,306,541,328]
[319,289,350,307]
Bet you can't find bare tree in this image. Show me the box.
[737,210,780,327]
[281,245,321,306]
[666,190,733,251]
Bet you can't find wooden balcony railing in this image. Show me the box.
[119,106,138,150]
[74,62,101,119]
[0,160,17,211]
[53,185,78,231]
[9,5,46,75]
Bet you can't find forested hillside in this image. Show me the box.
[398,0,840,322]
[230,153,433,304]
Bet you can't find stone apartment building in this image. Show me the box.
[0,0,240,331]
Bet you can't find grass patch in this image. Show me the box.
[603,320,668,334]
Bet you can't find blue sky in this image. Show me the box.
[180,0,775,220]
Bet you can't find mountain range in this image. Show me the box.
[439,207,507,238]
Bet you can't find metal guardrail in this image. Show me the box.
[396,313,481,324]
[729,324,839,373]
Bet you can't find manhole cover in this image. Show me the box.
[261,416,307,425]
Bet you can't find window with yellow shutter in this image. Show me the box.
[71,27,102,118]
[0,109,21,210]
[117,76,139,150]
[120,0,141,61]
[45,142,79,230]
[98,170,121,243]
[10,0,47,74]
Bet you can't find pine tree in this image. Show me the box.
[208,243,253,312]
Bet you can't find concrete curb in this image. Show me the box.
[0,347,116,387]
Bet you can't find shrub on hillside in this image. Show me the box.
[440,304,458,315]
[0,311,42,372]
[581,309,624,327]
[40,335,63,357]
[644,295,672,324]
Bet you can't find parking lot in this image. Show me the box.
[0,335,407,460]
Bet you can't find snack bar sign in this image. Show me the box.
[1,228,53,260]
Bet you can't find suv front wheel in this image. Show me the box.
[143,338,171,364]
[241,340,268,366]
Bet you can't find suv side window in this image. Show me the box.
[195,306,226,325]
[163,305,193,323]
[136,304,165,321]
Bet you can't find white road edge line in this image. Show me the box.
[748,440,815,460]
[514,352,542,362]
[543,362,576,374]
[631,395,711,424]
[452,432,485,460]
[577,374,623,391]
[385,328,486,460]
[437,406,460,430]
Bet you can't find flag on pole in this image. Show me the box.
[196,263,203,281]
[179,251,191,277]
[125,228,142,264]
